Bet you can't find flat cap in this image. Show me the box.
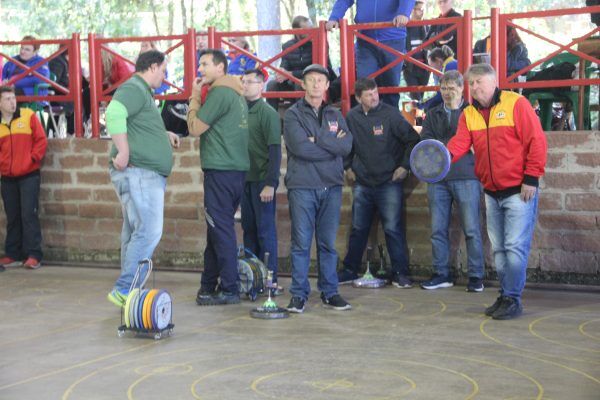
[302,63,329,79]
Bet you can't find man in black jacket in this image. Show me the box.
[419,70,484,292]
[425,0,461,55]
[267,16,337,110]
[404,0,430,101]
[338,78,420,288]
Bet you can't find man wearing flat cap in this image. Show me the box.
[283,64,353,314]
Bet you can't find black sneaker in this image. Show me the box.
[321,293,352,310]
[392,273,413,288]
[286,296,306,313]
[421,274,453,290]
[484,296,504,316]
[337,269,359,285]
[196,286,216,303]
[466,277,484,292]
[0,265,5,272]
[492,296,523,320]
[196,290,240,306]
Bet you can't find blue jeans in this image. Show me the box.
[343,182,409,275]
[355,38,406,107]
[427,180,484,279]
[241,181,278,282]
[485,191,539,302]
[110,167,167,294]
[288,187,342,301]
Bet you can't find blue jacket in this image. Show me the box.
[228,54,257,76]
[329,0,415,42]
[2,54,50,99]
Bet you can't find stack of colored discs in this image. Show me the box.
[122,289,172,331]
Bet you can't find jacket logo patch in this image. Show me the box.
[328,120,338,133]
[17,121,24,129]
[496,111,506,119]
[372,124,384,136]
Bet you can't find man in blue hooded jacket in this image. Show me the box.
[326,0,415,107]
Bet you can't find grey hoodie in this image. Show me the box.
[283,99,353,189]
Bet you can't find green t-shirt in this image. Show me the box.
[108,75,173,177]
[197,86,249,171]
[246,100,281,182]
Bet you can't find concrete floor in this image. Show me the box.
[0,266,598,400]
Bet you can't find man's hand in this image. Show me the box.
[260,185,275,203]
[167,131,180,148]
[520,184,536,202]
[112,151,129,171]
[392,166,408,181]
[191,77,205,98]
[392,15,409,28]
[336,129,347,139]
[325,21,339,31]
[345,169,356,185]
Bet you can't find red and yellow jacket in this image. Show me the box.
[447,89,547,196]
[0,108,47,177]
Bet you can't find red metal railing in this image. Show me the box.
[88,29,196,138]
[0,35,83,136]
[339,13,472,114]
[209,22,328,100]
[493,6,600,129]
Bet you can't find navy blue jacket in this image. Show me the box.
[329,0,415,41]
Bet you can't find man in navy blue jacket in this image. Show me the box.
[326,0,415,107]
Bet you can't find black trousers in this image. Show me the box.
[1,170,43,261]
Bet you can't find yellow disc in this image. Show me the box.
[144,289,158,330]
[129,289,140,329]
[123,290,133,329]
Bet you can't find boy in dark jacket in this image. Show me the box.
[338,78,420,288]
[419,70,484,292]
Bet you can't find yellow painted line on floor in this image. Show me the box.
[579,319,600,341]
[127,363,194,400]
[529,313,600,353]
[480,318,600,386]
[190,361,271,399]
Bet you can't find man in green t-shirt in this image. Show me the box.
[187,49,249,306]
[105,50,180,307]
[240,68,282,295]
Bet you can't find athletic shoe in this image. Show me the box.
[0,265,5,272]
[337,269,359,285]
[107,289,128,307]
[196,290,240,306]
[0,256,22,267]
[492,296,523,320]
[392,273,413,288]
[196,286,216,304]
[484,296,504,316]
[23,257,41,269]
[321,293,352,311]
[466,277,484,292]
[286,296,306,313]
[421,274,454,290]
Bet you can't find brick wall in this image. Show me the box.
[0,132,598,285]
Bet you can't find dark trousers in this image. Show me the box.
[266,80,301,111]
[403,65,431,102]
[241,181,278,282]
[200,170,245,294]
[1,171,43,261]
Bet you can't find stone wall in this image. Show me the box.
[0,132,598,285]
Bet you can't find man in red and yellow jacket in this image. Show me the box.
[447,64,547,320]
[0,85,47,270]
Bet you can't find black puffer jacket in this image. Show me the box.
[280,37,336,80]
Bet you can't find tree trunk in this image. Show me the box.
[151,0,162,35]
[257,0,282,71]
[280,0,296,27]
[305,0,318,26]
[167,0,175,35]
[181,0,188,30]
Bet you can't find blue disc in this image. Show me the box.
[138,289,149,331]
[410,139,451,183]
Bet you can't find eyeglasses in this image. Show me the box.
[241,80,263,85]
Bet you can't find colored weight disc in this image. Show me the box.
[152,290,172,330]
